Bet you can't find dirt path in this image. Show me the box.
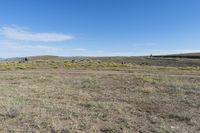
[1,69,200,78]
[63,70,200,78]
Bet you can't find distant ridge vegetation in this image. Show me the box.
[1,52,200,60]
[153,52,200,59]
[1,52,200,68]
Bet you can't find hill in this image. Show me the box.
[153,52,200,59]
[1,53,200,68]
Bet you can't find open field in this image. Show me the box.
[0,56,200,132]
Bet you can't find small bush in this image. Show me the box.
[7,106,18,118]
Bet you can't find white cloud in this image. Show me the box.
[0,26,74,42]
[5,43,61,53]
[0,41,61,57]
[71,48,87,51]
[0,41,88,58]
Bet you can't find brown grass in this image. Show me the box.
[0,58,199,132]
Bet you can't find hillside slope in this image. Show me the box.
[153,52,200,59]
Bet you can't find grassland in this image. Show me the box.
[0,56,199,132]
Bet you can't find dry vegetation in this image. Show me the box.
[0,56,199,132]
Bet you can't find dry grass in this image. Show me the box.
[0,58,199,132]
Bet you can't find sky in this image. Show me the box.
[0,0,200,57]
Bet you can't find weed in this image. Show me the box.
[7,106,18,118]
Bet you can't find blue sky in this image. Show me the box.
[0,0,200,57]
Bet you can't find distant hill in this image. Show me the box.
[153,52,200,59]
[1,53,200,67]
[28,55,64,61]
